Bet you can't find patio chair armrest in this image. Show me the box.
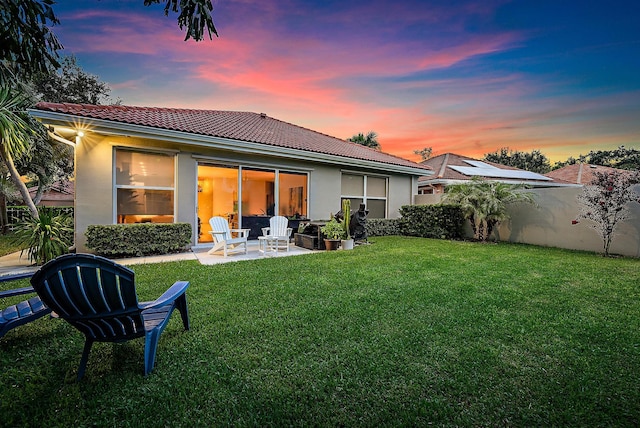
[261,227,271,236]
[0,286,36,299]
[231,228,250,237]
[139,281,190,310]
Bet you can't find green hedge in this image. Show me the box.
[398,204,465,240]
[85,223,192,257]
[366,218,400,237]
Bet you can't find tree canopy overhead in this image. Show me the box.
[0,0,62,86]
[144,0,218,41]
[1,0,219,86]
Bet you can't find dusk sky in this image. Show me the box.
[50,0,640,163]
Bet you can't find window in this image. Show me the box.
[341,173,388,218]
[115,149,175,223]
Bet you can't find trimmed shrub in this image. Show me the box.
[366,218,400,237]
[86,223,192,257]
[398,204,465,239]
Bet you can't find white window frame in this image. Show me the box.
[113,148,176,224]
[340,172,389,218]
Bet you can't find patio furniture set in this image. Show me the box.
[207,215,293,258]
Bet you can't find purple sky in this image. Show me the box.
[49,0,640,162]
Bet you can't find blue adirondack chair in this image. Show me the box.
[1,273,52,338]
[30,253,190,380]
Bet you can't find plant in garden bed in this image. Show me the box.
[11,206,73,264]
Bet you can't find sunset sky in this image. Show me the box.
[49,0,639,163]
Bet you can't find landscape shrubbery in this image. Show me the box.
[398,204,465,240]
[85,223,191,257]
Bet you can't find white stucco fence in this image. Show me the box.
[415,186,640,258]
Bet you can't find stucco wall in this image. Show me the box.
[74,133,114,252]
[388,175,415,218]
[497,187,640,257]
[414,187,640,257]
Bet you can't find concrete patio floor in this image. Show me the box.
[0,240,317,277]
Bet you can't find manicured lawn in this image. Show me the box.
[0,232,23,257]
[1,237,639,426]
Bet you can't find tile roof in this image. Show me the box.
[33,102,429,172]
[418,153,554,184]
[545,163,629,184]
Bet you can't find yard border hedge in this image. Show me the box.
[398,204,465,240]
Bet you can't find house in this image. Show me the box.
[545,163,627,185]
[29,102,431,252]
[417,153,569,195]
[28,181,74,207]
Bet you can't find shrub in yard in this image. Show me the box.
[12,207,73,264]
[366,218,400,236]
[442,178,536,241]
[86,223,191,257]
[398,204,465,239]
[575,169,640,256]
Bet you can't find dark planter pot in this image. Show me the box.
[323,239,341,251]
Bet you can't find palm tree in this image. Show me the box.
[348,131,381,151]
[443,178,536,241]
[0,87,39,219]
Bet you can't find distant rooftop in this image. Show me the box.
[418,153,563,186]
[545,163,630,184]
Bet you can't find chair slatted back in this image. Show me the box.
[31,254,145,342]
[209,216,232,241]
[270,216,290,237]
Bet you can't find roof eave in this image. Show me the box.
[29,109,432,177]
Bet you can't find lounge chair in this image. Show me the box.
[30,253,190,380]
[1,274,51,338]
[208,216,249,257]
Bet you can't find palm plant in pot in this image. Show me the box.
[341,199,354,250]
[320,215,346,250]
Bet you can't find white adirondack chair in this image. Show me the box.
[261,216,292,253]
[208,216,249,257]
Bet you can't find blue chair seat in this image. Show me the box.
[0,285,52,338]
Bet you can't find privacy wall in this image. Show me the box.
[415,187,640,257]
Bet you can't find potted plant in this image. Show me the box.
[341,199,354,250]
[320,216,345,250]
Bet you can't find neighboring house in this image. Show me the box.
[29,102,431,252]
[28,181,74,207]
[545,163,628,184]
[417,153,569,195]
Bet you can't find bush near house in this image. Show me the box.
[366,218,400,236]
[398,204,465,239]
[85,223,191,257]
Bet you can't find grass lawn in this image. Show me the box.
[1,236,639,426]
[0,232,23,257]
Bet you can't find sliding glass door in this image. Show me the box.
[197,163,308,243]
